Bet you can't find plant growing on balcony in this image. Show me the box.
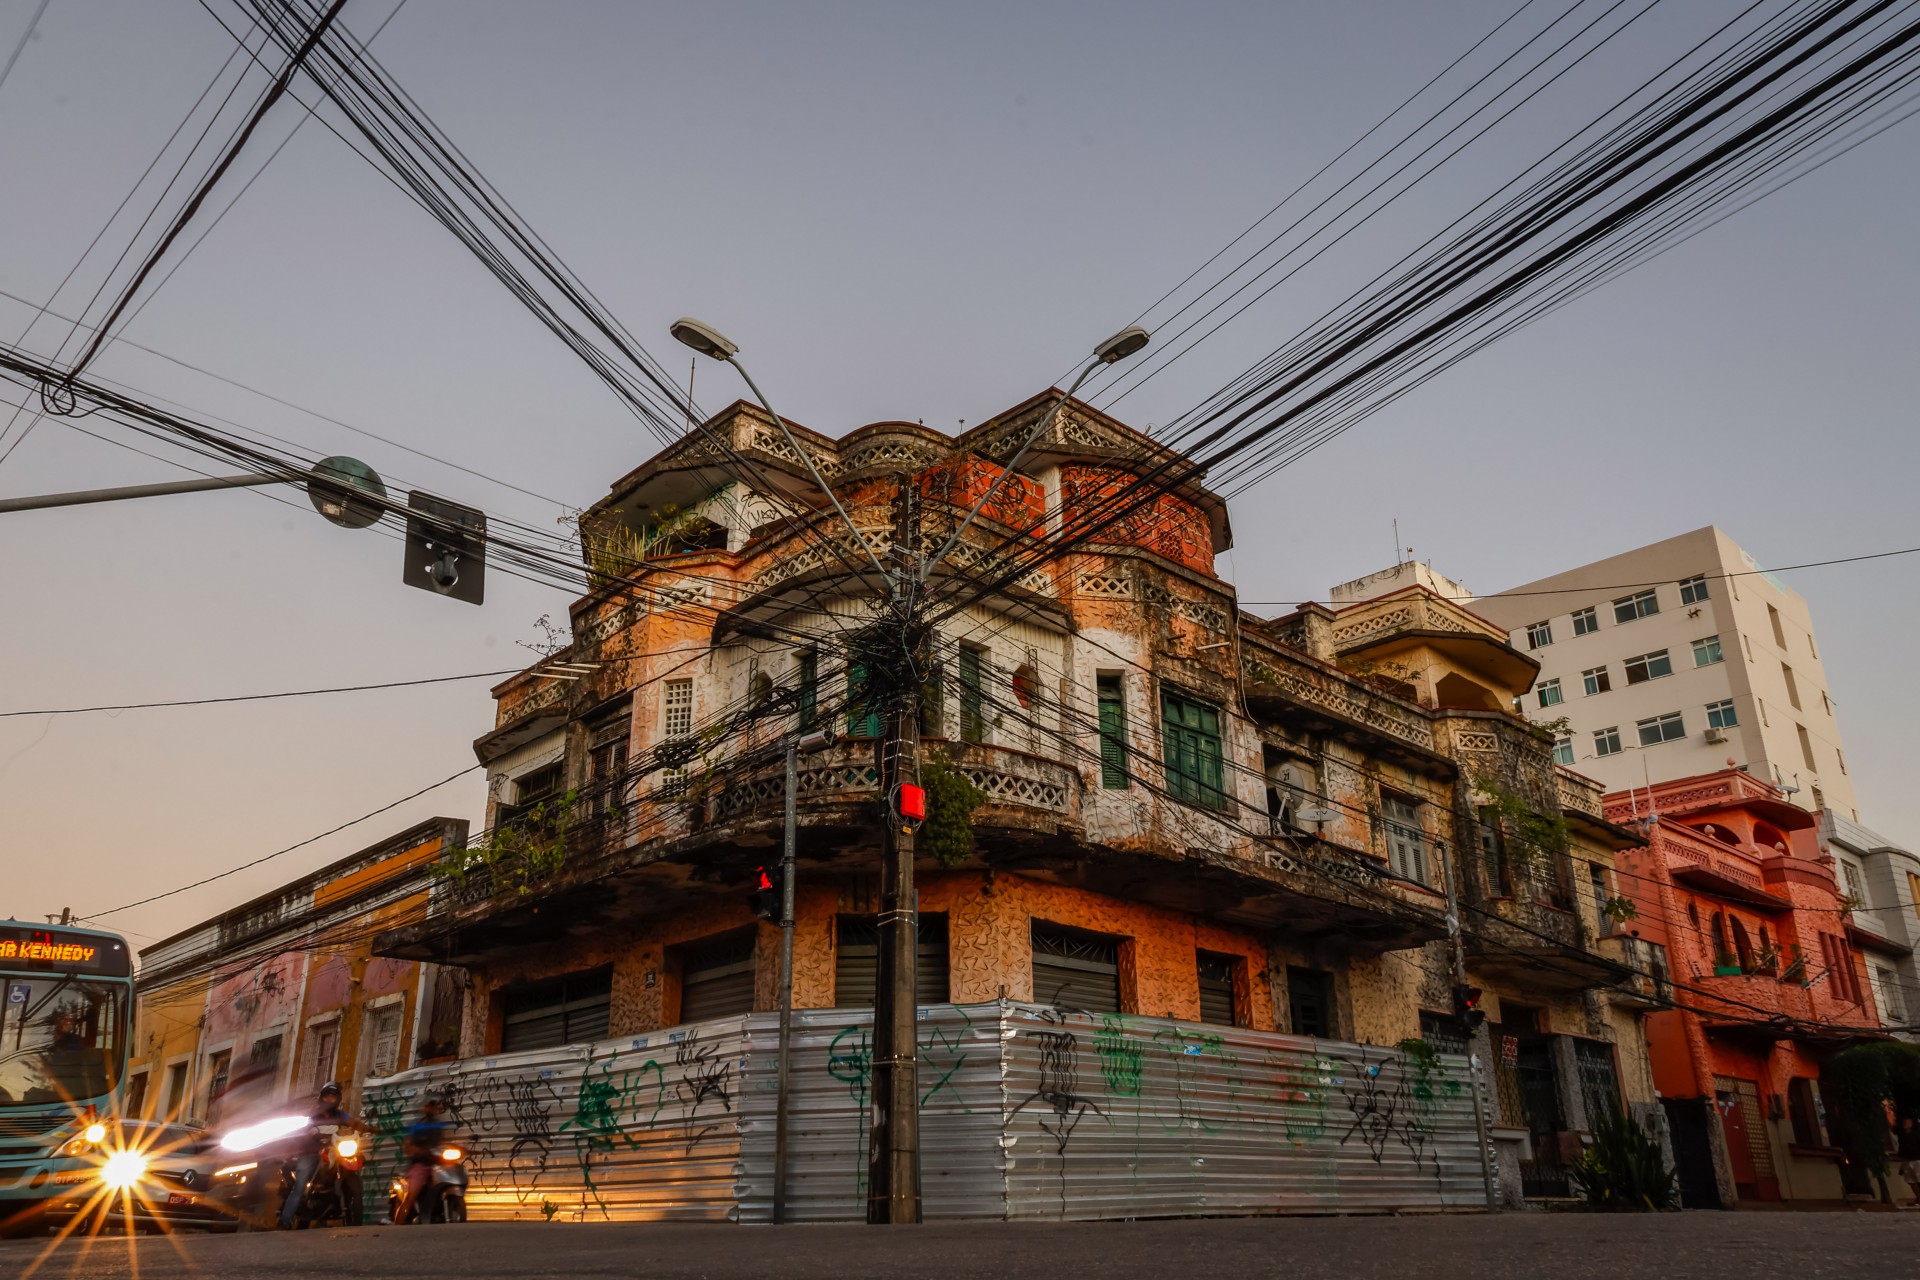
[918,751,987,868]
[1603,895,1639,925]
[1568,1109,1678,1210]
[433,789,580,895]
[1470,771,1570,873]
[1712,949,1743,976]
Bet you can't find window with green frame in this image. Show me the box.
[958,646,987,743]
[796,651,818,729]
[846,661,881,738]
[1161,688,1226,809]
[1096,675,1129,788]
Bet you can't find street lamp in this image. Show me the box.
[920,324,1149,581]
[670,317,891,589]
[773,724,836,1224]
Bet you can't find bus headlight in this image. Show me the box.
[100,1150,148,1191]
[83,1123,107,1144]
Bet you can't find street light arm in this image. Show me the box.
[919,358,1100,583]
[727,355,893,588]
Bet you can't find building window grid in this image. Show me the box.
[1526,620,1554,649]
[1552,736,1574,766]
[1537,678,1564,708]
[1582,666,1611,696]
[1593,726,1623,757]
[1636,712,1686,746]
[1613,590,1659,624]
[1623,650,1673,684]
[1705,699,1739,730]
[1679,575,1710,605]
[1692,635,1723,666]
[1571,606,1599,636]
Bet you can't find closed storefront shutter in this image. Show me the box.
[833,915,950,1007]
[1196,951,1238,1026]
[501,967,613,1053]
[679,932,757,1023]
[1031,921,1121,1014]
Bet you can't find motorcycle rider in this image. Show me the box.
[392,1091,453,1224]
[277,1081,358,1229]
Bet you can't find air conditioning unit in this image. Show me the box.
[1704,727,1728,744]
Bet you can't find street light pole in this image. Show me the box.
[0,472,283,514]
[774,726,833,1224]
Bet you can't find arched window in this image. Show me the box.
[1730,917,1755,972]
[1711,911,1734,967]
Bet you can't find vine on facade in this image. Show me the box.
[918,752,988,868]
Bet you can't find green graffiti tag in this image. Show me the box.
[1094,1014,1145,1097]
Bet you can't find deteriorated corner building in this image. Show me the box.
[373,393,1658,1206]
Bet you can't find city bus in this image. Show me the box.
[0,920,134,1233]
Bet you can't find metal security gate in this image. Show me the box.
[1196,952,1236,1026]
[501,967,613,1053]
[365,1003,1490,1223]
[1030,922,1120,1013]
[680,932,756,1022]
[833,913,949,1006]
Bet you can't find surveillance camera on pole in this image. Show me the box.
[402,490,486,605]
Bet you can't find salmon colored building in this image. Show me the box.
[1603,769,1892,1207]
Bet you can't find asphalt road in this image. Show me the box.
[3,1212,1916,1279]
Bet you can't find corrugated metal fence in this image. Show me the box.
[363,1003,1489,1222]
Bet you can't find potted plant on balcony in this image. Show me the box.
[1712,949,1744,977]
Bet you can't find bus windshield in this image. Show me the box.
[0,976,127,1106]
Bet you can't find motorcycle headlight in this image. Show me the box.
[336,1138,359,1159]
[440,1146,463,1163]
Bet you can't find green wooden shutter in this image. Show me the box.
[1096,675,1128,789]
[1161,689,1226,809]
[847,662,882,738]
[958,647,985,742]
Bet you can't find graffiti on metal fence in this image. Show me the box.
[1009,1006,1107,1217]
[672,1031,734,1157]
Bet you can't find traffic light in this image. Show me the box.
[1451,983,1486,1031]
[750,865,781,921]
[402,490,486,605]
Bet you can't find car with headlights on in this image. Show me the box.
[43,1121,237,1233]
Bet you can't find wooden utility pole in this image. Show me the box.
[866,478,923,1224]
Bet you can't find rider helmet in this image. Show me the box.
[319,1080,343,1098]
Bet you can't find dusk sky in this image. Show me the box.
[2,0,1914,950]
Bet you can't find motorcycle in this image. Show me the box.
[386,1142,467,1224]
[288,1124,365,1229]
[210,1112,364,1230]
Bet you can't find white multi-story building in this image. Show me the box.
[1474,527,1857,820]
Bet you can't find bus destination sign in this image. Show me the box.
[0,927,130,977]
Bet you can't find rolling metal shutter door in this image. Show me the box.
[1196,953,1237,1026]
[1031,922,1121,1014]
[502,968,613,1053]
[680,933,758,1022]
[833,915,950,1007]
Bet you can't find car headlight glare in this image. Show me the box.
[100,1150,148,1191]
[213,1162,258,1179]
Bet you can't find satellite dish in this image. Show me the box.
[1295,806,1339,825]
[307,456,387,529]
